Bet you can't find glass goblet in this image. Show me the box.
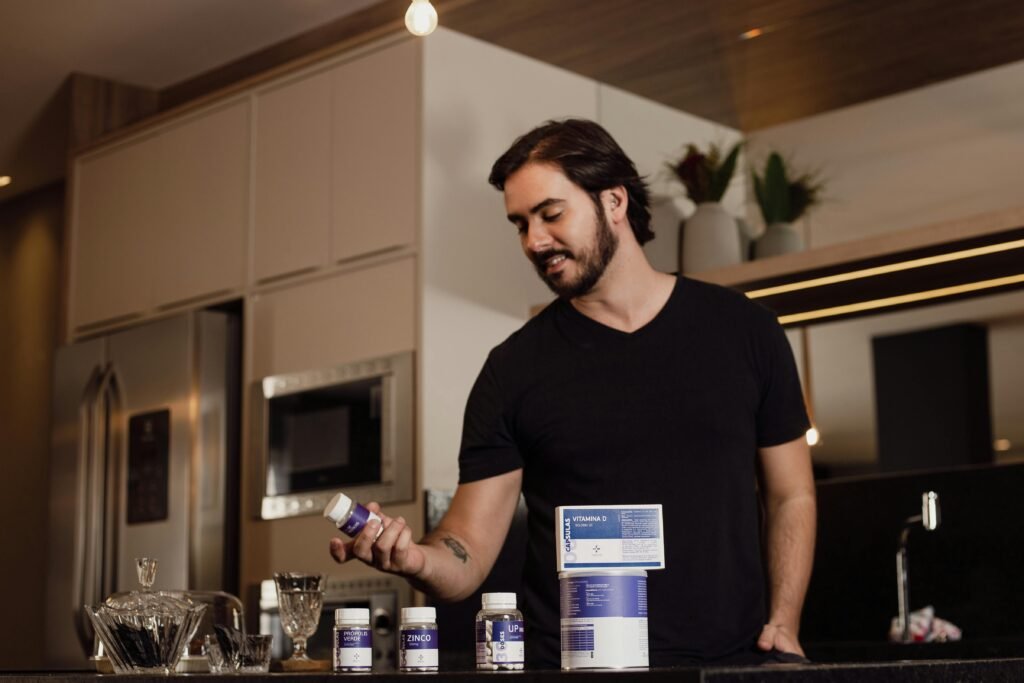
[273,573,325,664]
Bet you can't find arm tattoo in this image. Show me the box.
[442,536,469,564]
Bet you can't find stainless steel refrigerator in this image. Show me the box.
[44,309,240,668]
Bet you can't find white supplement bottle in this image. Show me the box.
[399,606,439,672]
[333,608,372,672]
[323,492,384,539]
[475,592,525,670]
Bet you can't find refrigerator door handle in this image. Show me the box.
[98,367,123,602]
[72,365,105,653]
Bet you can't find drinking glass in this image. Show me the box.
[239,634,274,673]
[273,573,325,664]
[203,635,231,674]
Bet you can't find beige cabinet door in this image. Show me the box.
[331,40,419,263]
[72,134,162,328]
[250,256,417,379]
[253,71,331,282]
[152,101,250,307]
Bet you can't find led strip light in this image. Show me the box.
[777,273,1024,325]
[745,238,1024,299]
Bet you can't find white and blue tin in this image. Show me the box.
[333,608,372,672]
[399,607,439,672]
[559,570,649,669]
[556,504,665,572]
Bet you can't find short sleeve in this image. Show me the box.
[458,354,524,483]
[756,313,811,448]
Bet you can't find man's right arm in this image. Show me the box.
[329,468,523,602]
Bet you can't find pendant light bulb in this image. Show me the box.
[405,0,438,36]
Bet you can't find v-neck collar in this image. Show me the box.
[556,275,685,342]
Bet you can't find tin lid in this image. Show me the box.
[335,607,370,624]
[401,606,436,623]
[481,592,516,609]
[558,569,648,579]
[323,492,352,525]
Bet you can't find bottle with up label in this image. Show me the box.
[475,592,525,670]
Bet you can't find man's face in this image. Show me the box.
[503,162,619,299]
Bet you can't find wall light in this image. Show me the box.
[405,0,438,36]
[0,176,11,188]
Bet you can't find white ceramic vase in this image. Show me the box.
[754,221,804,259]
[680,202,742,274]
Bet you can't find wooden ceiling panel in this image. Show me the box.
[156,0,1024,133]
[443,0,1024,130]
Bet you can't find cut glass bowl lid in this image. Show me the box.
[88,558,207,674]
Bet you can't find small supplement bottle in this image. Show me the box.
[333,608,372,672]
[399,606,439,672]
[475,592,525,670]
[323,492,384,539]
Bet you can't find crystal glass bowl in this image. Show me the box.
[85,558,207,674]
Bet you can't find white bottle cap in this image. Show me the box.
[401,606,436,623]
[335,607,370,624]
[482,592,517,609]
[323,492,352,525]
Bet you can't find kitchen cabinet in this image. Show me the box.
[249,255,416,379]
[252,71,332,282]
[330,39,419,263]
[151,101,249,307]
[251,39,419,280]
[72,133,161,327]
[70,101,249,330]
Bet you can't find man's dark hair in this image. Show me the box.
[488,119,654,245]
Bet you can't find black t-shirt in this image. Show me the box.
[458,275,809,667]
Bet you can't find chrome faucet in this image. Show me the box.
[896,491,941,642]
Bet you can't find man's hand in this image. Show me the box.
[757,623,805,657]
[328,502,427,578]
[327,471,523,602]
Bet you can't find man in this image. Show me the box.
[330,119,816,667]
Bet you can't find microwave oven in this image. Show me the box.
[256,351,414,520]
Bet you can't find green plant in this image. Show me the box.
[752,152,823,224]
[666,140,743,204]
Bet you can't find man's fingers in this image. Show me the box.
[351,519,382,562]
[329,537,353,564]
[373,517,407,571]
[392,526,413,566]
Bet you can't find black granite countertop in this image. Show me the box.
[2,659,1024,682]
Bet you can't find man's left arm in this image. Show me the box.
[757,434,817,656]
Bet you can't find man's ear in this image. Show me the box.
[603,187,628,222]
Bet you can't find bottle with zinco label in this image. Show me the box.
[399,606,439,672]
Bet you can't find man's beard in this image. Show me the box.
[531,206,619,299]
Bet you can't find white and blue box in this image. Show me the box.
[555,504,665,571]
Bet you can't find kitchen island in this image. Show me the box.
[2,659,1023,682]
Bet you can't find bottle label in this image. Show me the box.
[334,627,371,670]
[476,620,525,665]
[560,574,648,618]
[340,504,377,536]
[400,628,438,669]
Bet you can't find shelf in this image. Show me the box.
[689,206,1024,326]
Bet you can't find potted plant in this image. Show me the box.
[667,140,744,273]
[751,152,823,258]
